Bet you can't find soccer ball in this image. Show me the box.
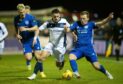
[62,70,73,80]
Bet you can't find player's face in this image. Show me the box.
[80,14,89,25]
[18,9,26,18]
[52,13,61,22]
[25,9,31,14]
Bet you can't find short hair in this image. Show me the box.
[17,3,25,10]
[25,5,31,10]
[51,9,60,14]
[80,11,90,18]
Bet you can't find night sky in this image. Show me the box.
[0,0,122,17]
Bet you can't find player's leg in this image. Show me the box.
[0,48,4,60]
[85,47,113,79]
[53,47,66,70]
[69,49,83,78]
[27,50,50,80]
[28,42,52,80]
[92,61,113,79]
[114,43,120,61]
[24,53,32,70]
[23,44,33,70]
[37,42,53,61]
[34,50,47,78]
[0,42,4,60]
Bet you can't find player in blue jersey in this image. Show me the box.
[65,11,114,79]
[14,4,46,78]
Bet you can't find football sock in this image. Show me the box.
[34,61,43,74]
[39,62,43,72]
[115,49,119,61]
[70,60,78,72]
[26,60,31,66]
[99,65,106,74]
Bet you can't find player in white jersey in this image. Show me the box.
[27,9,70,80]
[39,9,70,68]
[39,18,70,61]
[0,22,8,59]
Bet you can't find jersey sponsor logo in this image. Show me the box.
[84,25,88,29]
[77,28,88,33]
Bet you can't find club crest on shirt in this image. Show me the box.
[25,20,29,25]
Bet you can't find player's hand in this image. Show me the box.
[73,34,77,42]
[108,12,114,19]
[16,34,22,40]
[64,25,69,32]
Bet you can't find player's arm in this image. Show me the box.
[13,17,22,41]
[64,22,77,32]
[95,12,114,27]
[19,25,38,32]
[64,19,71,32]
[39,21,48,31]
[0,23,8,41]
[16,29,22,44]
[32,29,40,47]
[72,32,77,42]
[64,26,71,32]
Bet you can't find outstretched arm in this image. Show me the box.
[95,12,114,27]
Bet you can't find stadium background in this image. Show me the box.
[0,0,123,55]
[0,0,123,84]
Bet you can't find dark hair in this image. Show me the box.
[51,9,60,14]
[80,11,90,18]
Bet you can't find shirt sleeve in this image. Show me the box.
[65,19,70,27]
[30,16,38,27]
[91,21,97,29]
[0,23,8,41]
[70,22,77,31]
[39,21,48,30]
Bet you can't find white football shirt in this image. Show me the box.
[39,18,70,47]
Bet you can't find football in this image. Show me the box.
[62,70,73,80]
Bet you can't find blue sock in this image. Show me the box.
[34,61,43,74]
[70,60,78,72]
[26,60,31,66]
[99,65,106,74]
[39,62,43,72]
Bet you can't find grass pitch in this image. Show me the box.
[0,54,123,84]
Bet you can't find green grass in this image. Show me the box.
[0,54,123,84]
